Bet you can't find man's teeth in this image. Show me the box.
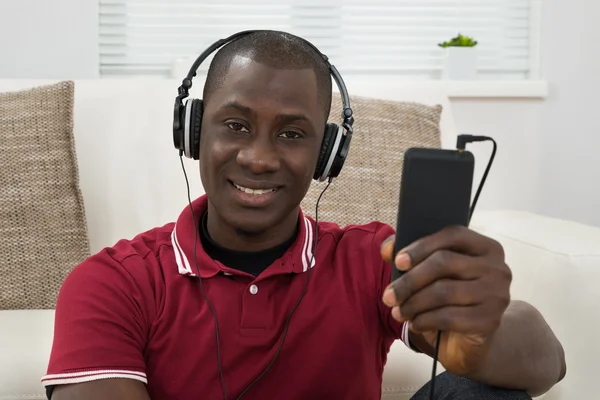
[233,183,276,195]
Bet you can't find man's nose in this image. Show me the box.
[236,136,281,175]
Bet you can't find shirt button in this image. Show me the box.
[249,284,258,295]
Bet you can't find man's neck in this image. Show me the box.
[205,203,300,252]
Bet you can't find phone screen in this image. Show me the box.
[392,148,474,282]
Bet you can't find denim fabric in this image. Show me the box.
[411,372,532,400]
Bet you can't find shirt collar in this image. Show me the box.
[171,195,317,279]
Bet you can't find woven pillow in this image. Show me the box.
[301,95,442,228]
[0,81,90,310]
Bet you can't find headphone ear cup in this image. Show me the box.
[313,123,339,181]
[173,99,185,154]
[189,99,203,160]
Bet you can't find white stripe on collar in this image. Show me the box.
[173,219,315,275]
[171,226,196,276]
[302,217,316,272]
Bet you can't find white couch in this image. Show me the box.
[0,79,598,400]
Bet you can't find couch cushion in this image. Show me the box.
[0,81,90,310]
[302,95,442,227]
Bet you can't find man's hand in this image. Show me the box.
[380,225,512,376]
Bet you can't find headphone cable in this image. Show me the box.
[180,154,229,399]
[180,154,331,400]
[428,135,497,400]
[236,178,331,399]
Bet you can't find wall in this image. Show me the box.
[449,0,600,228]
[451,98,545,216]
[1,1,599,228]
[538,0,600,228]
[0,0,99,79]
[430,0,600,229]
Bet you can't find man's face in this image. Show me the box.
[199,56,326,235]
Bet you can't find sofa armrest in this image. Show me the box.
[382,210,599,399]
[470,210,600,400]
[0,310,54,400]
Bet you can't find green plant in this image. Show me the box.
[438,33,478,48]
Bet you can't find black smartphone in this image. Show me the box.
[392,147,475,282]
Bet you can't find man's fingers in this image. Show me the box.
[380,235,395,264]
[403,225,503,268]
[385,250,481,306]
[399,279,484,321]
[380,235,413,272]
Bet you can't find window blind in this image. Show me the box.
[99,0,537,79]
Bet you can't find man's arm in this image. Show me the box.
[410,300,566,397]
[379,226,567,397]
[44,248,152,398]
[52,379,150,400]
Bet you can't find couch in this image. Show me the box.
[0,79,598,400]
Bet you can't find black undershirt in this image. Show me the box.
[199,211,299,276]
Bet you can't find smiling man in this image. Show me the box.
[43,31,566,400]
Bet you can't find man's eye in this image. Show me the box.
[226,122,249,133]
[278,131,302,139]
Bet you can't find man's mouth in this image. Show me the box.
[230,181,279,196]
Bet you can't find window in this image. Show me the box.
[99,0,541,80]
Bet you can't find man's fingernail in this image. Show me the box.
[382,288,396,307]
[395,252,410,270]
[381,238,394,254]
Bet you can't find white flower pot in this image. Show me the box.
[442,47,478,80]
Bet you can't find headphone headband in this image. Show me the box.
[176,30,354,135]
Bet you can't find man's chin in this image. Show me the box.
[228,212,279,236]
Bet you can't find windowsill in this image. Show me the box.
[336,76,549,99]
[0,77,549,99]
[438,80,549,99]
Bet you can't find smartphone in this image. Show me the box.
[392,147,475,282]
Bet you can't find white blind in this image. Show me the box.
[99,0,537,79]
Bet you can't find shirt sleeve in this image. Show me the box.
[372,222,420,353]
[42,246,152,390]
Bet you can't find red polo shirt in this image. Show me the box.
[43,195,412,399]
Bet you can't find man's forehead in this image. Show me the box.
[221,54,316,83]
[214,56,318,98]
[205,54,323,123]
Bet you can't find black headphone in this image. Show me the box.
[173,30,355,182]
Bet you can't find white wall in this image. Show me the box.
[449,0,600,228]
[0,0,99,79]
[538,0,600,228]
[1,0,599,228]
[451,98,545,216]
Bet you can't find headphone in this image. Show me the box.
[172,30,355,182]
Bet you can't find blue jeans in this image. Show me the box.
[411,372,532,400]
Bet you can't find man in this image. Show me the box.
[44,31,566,400]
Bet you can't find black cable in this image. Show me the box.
[429,330,442,400]
[180,153,332,400]
[180,155,228,400]
[236,178,331,400]
[457,135,498,222]
[428,135,497,400]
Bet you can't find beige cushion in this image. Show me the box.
[302,95,442,227]
[0,81,90,310]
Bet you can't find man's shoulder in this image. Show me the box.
[66,222,177,288]
[105,222,177,264]
[316,219,395,247]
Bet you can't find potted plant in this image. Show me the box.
[438,33,478,80]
